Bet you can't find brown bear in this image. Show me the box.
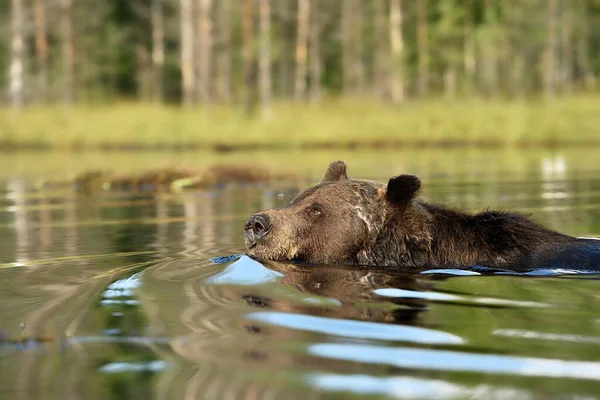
[244,161,600,271]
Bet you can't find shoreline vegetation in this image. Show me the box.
[2,96,600,152]
[37,165,301,193]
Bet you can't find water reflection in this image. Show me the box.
[308,343,600,381]
[309,374,535,400]
[2,150,600,399]
[246,311,464,344]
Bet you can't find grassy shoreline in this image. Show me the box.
[2,95,600,151]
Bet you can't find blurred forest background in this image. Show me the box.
[2,0,600,149]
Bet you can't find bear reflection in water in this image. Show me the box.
[228,257,435,327]
[207,256,465,367]
[245,160,600,272]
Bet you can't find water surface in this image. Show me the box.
[1,149,600,399]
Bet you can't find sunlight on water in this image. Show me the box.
[247,311,465,344]
[2,149,600,399]
[308,374,535,399]
[205,255,284,285]
[309,343,600,380]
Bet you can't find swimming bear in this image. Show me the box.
[244,161,600,271]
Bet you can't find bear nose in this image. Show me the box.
[245,214,272,241]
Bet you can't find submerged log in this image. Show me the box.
[68,164,298,193]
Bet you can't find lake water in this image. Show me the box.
[1,149,600,399]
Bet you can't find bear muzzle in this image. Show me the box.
[244,213,273,248]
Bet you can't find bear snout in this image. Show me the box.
[244,213,273,247]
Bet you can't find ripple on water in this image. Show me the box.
[205,255,284,285]
[309,343,600,381]
[308,374,536,399]
[246,311,465,344]
[5,167,600,399]
[373,287,552,308]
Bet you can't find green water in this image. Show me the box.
[1,149,600,399]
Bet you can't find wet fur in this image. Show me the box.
[246,161,600,271]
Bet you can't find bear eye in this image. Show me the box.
[307,206,322,216]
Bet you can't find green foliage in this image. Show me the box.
[2,95,600,150]
[2,0,599,104]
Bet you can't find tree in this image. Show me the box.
[295,0,310,100]
[389,0,405,104]
[341,0,364,95]
[151,0,165,102]
[309,0,322,101]
[433,0,465,99]
[560,0,573,93]
[479,0,501,97]
[463,0,476,93]
[276,0,294,98]
[33,0,49,103]
[195,0,212,105]
[4,0,600,107]
[416,0,429,97]
[543,0,558,99]
[10,0,25,108]
[60,0,75,103]
[242,0,257,115]
[259,0,272,115]
[180,0,195,106]
[215,0,232,103]
[372,0,389,99]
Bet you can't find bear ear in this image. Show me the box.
[321,160,349,182]
[385,174,421,208]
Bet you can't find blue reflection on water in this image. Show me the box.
[420,269,481,276]
[100,360,168,373]
[309,343,600,380]
[374,288,460,301]
[308,374,532,399]
[205,255,284,285]
[247,311,464,344]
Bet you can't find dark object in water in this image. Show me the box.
[71,164,298,193]
[210,254,243,264]
[244,160,600,271]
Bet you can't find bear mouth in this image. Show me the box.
[244,230,258,250]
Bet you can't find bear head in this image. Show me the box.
[244,161,432,266]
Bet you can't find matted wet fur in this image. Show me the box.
[244,161,600,271]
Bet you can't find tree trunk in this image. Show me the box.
[480,0,498,97]
[389,0,404,104]
[342,0,351,93]
[242,0,257,115]
[60,0,75,103]
[295,0,310,100]
[341,0,364,95]
[259,0,272,116]
[416,0,428,97]
[180,0,195,106]
[510,56,525,99]
[33,0,48,103]
[277,0,294,98]
[309,0,321,102]
[136,43,152,100]
[372,0,388,99]
[576,2,595,91]
[543,0,558,99]
[215,0,231,103]
[560,0,573,93]
[444,67,457,99]
[195,0,212,105]
[463,0,476,93]
[151,0,165,102]
[353,0,364,93]
[506,3,525,99]
[10,0,25,108]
